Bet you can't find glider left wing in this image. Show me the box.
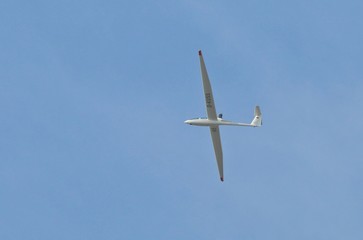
[199,51,218,120]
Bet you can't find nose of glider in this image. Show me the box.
[184,120,191,125]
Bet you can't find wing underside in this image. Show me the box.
[199,51,217,120]
[200,51,223,181]
[210,126,223,181]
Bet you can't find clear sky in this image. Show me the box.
[1,0,363,239]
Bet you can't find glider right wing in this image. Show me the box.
[210,125,224,181]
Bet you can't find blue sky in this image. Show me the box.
[1,0,363,239]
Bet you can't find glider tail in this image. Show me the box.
[250,106,262,127]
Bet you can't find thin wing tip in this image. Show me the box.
[220,177,224,182]
[198,50,202,56]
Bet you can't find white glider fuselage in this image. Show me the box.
[184,118,253,127]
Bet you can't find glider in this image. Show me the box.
[184,50,262,181]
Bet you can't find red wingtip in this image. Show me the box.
[198,50,202,56]
[220,177,224,182]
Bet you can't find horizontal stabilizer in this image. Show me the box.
[251,106,262,127]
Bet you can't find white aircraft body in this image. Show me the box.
[184,50,262,182]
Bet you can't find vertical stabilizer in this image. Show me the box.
[251,106,262,127]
